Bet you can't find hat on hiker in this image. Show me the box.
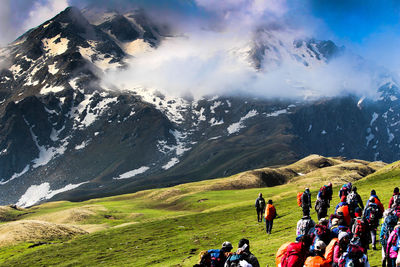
[395,187,399,193]
[314,240,326,251]
[371,189,376,195]
[268,199,273,204]
[332,218,339,226]
[338,231,349,241]
[369,196,375,203]
[222,241,233,251]
[328,183,332,187]
[319,218,328,225]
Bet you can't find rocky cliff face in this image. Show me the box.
[0,7,399,206]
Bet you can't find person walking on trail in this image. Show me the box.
[388,187,400,209]
[351,207,369,251]
[365,189,384,214]
[264,199,276,234]
[386,222,400,267]
[302,188,312,216]
[304,240,331,267]
[255,193,265,223]
[225,238,260,267]
[333,231,350,266]
[347,186,364,217]
[296,215,315,236]
[364,197,383,250]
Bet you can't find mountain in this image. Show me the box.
[0,7,399,206]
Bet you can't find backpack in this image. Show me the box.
[380,214,398,247]
[393,195,400,209]
[298,219,313,235]
[352,219,367,238]
[276,242,291,266]
[281,243,302,267]
[365,204,379,225]
[297,192,303,207]
[225,253,252,267]
[338,244,365,267]
[207,249,224,267]
[347,192,358,207]
[320,186,327,199]
[257,198,265,209]
[324,238,338,263]
[339,185,348,198]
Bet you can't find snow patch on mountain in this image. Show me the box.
[370,113,379,126]
[40,85,65,95]
[265,108,288,117]
[227,109,258,135]
[162,158,179,170]
[209,117,224,126]
[16,181,88,207]
[0,165,30,185]
[113,166,150,180]
[42,34,69,56]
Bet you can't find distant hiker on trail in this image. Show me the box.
[224,238,259,267]
[364,197,383,250]
[317,183,333,204]
[338,182,352,199]
[347,186,364,217]
[315,196,329,220]
[388,187,400,209]
[301,188,312,216]
[280,234,313,267]
[255,193,265,223]
[380,208,399,267]
[304,240,330,267]
[296,215,315,236]
[264,199,276,234]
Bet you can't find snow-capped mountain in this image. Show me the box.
[0,7,399,206]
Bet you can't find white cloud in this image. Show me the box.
[22,0,69,34]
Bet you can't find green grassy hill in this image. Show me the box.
[0,155,397,266]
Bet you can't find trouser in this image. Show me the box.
[388,257,396,267]
[382,247,387,267]
[256,208,263,222]
[266,219,273,233]
[371,229,377,247]
[302,206,310,216]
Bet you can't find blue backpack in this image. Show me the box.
[380,214,398,247]
[207,249,225,267]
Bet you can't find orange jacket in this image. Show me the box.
[336,205,351,226]
[265,204,276,221]
[304,255,331,267]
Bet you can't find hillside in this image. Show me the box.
[0,155,394,266]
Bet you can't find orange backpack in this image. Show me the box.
[297,192,303,207]
[324,238,338,263]
[276,242,291,266]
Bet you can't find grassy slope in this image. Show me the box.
[0,158,398,266]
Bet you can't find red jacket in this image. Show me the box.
[281,242,308,267]
[265,204,276,221]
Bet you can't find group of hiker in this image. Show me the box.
[194,239,260,267]
[255,193,277,234]
[277,183,400,267]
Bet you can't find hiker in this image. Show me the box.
[194,250,212,267]
[280,234,313,267]
[264,199,276,234]
[364,197,383,250]
[338,182,352,199]
[347,186,364,217]
[224,238,259,267]
[310,219,331,251]
[380,209,399,267]
[351,207,369,251]
[333,231,351,266]
[301,188,312,216]
[315,197,329,220]
[255,193,266,223]
[318,183,333,203]
[338,241,370,267]
[388,187,400,209]
[365,189,384,214]
[296,215,315,236]
[335,197,351,226]
[386,223,400,267]
[304,240,331,267]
